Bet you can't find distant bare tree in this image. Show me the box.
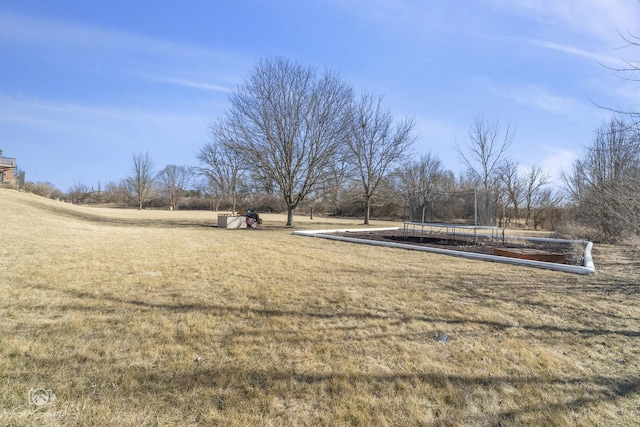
[318,155,354,216]
[456,115,514,227]
[497,160,525,225]
[345,94,415,224]
[156,165,192,211]
[523,164,551,227]
[197,124,247,212]
[24,181,62,199]
[457,115,514,194]
[126,152,155,210]
[68,179,91,204]
[395,153,454,222]
[222,57,353,226]
[105,180,130,206]
[531,187,564,230]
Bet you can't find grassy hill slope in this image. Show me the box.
[0,189,638,426]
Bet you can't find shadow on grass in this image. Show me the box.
[112,363,640,424]
[441,279,640,324]
[36,283,640,339]
[11,282,640,424]
[14,347,640,423]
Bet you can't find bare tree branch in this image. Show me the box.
[345,93,416,224]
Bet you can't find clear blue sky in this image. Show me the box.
[1,0,638,191]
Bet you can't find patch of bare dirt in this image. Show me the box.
[333,229,584,266]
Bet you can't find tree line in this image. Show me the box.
[21,56,640,242]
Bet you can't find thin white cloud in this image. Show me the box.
[481,79,583,115]
[532,144,580,186]
[507,87,578,114]
[0,9,247,88]
[0,10,213,58]
[0,92,213,146]
[487,0,640,43]
[527,39,619,64]
[144,75,232,93]
[487,0,640,80]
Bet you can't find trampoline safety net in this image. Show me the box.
[407,189,498,227]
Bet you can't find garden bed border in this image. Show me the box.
[293,227,595,275]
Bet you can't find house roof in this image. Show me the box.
[0,157,16,167]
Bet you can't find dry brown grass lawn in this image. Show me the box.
[0,189,638,426]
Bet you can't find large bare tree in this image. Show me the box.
[126,152,155,210]
[345,94,415,224]
[222,57,353,226]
